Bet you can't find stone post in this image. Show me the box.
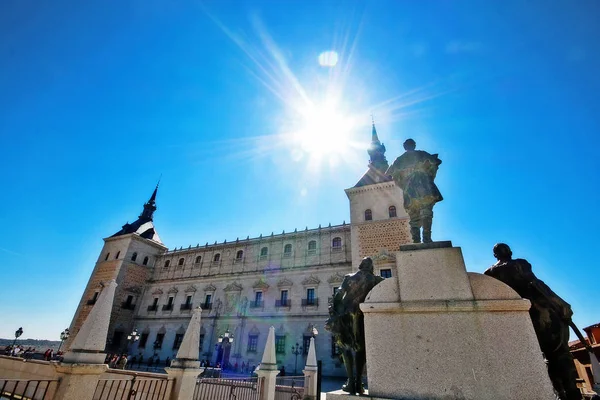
[303,337,318,400]
[53,280,117,400]
[255,326,279,400]
[166,306,204,400]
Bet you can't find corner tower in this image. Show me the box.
[345,124,411,273]
[65,185,168,352]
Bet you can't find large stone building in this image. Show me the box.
[66,124,412,376]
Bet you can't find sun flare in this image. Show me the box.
[292,102,357,158]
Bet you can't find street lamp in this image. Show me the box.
[217,329,234,368]
[11,327,23,356]
[291,342,302,375]
[127,328,140,342]
[57,328,70,353]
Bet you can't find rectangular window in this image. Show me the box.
[303,336,311,355]
[125,295,133,305]
[255,291,262,303]
[199,334,205,353]
[173,333,184,350]
[186,295,192,305]
[155,333,165,349]
[275,336,286,354]
[247,335,258,353]
[380,269,392,279]
[280,290,288,302]
[139,333,149,348]
[168,297,174,305]
[205,294,212,306]
[307,288,315,301]
[153,298,159,306]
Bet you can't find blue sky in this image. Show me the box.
[0,0,598,340]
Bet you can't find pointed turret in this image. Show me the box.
[139,183,158,221]
[367,119,388,172]
[110,182,162,243]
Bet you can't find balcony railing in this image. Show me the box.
[275,299,291,308]
[283,252,292,258]
[202,302,213,310]
[332,246,343,252]
[162,304,173,311]
[301,298,319,307]
[250,300,264,308]
[307,249,317,256]
[121,302,136,310]
[180,303,193,310]
[147,305,158,312]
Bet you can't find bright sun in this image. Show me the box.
[292,102,357,158]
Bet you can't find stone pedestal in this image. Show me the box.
[53,363,108,400]
[165,360,202,400]
[357,243,555,400]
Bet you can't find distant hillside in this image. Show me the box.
[0,338,62,352]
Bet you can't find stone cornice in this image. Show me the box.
[344,181,397,196]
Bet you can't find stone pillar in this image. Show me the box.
[166,306,204,400]
[303,337,318,400]
[53,280,117,400]
[255,326,279,400]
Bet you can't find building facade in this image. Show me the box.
[67,124,412,376]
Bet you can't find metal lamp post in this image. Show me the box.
[291,342,302,375]
[127,328,140,343]
[217,329,233,369]
[11,327,23,356]
[57,328,70,353]
[127,328,140,353]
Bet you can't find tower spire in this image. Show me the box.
[367,116,388,172]
[371,115,381,144]
[139,181,159,220]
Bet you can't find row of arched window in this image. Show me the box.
[103,250,149,266]
[161,237,344,268]
[364,206,397,221]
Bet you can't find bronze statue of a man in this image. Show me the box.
[325,257,383,395]
[484,243,582,400]
[386,139,442,243]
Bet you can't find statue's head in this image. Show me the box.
[358,257,374,273]
[493,243,513,261]
[403,139,416,151]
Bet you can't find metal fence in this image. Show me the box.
[93,375,173,400]
[275,376,305,400]
[193,376,262,400]
[0,379,59,400]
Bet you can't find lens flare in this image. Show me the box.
[318,51,339,67]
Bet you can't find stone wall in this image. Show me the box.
[355,218,411,259]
